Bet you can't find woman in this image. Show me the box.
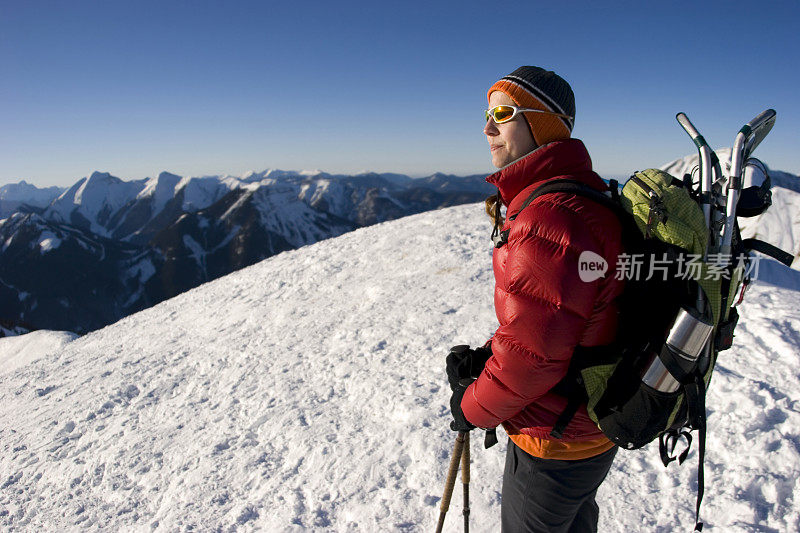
[447,66,625,532]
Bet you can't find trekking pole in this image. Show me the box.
[718,109,777,316]
[676,112,714,240]
[435,431,466,533]
[721,109,777,257]
[461,431,470,533]
[676,112,714,375]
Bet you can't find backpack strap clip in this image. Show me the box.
[646,191,669,237]
[492,229,509,248]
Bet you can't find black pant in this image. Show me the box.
[501,440,618,533]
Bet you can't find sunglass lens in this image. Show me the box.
[492,106,514,123]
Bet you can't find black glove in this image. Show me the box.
[446,344,492,386]
[449,383,475,432]
[445,344,492,432]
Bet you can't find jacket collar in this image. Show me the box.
[485,138,594,206]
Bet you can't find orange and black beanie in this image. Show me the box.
[488,66,575,146]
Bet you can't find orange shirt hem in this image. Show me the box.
[508,433,616,461]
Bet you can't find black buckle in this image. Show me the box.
[492,229,509,248]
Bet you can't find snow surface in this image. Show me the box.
[1,203,799,531]
[0,331,78,376]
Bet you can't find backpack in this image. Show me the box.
[498,168,792,531]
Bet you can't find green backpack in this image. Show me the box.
[571,168,730,449]
[503,168,791,530]
[516,170,731,449]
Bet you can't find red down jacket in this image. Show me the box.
[461,138,625,460]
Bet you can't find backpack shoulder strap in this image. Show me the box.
[494,178,632,248]
[509,179,620,221]
[498,178,639,246]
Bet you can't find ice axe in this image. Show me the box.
[435,430,470,533]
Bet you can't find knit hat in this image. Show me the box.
[487,66,575,146]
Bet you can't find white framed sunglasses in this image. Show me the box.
[485,104,573,124]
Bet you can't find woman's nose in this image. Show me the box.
[484,118,499,136]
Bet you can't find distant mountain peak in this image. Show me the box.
[157,171,182,181]
[87,171,116,182]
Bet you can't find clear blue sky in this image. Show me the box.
[2,0,798,187]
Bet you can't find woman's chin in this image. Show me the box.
[491,152,510,168]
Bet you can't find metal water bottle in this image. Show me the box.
[642,307,714,392]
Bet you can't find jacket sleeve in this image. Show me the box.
[461,198,607,428]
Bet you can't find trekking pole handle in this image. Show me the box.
[722,131,749,255]
[676,112,703,142]
[676,112,713,245]
[723,109,777,255]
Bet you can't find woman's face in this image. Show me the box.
[484,91,537,168]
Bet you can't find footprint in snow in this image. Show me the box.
[35,385,57,397]
[57,420,76,436]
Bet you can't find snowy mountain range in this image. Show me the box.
[0,170,493,334]
[1,198,799,530]
[2,156,798,337]
[0,181,65,219]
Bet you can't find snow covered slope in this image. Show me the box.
[0,331,78,376]
[1,203,799,531]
